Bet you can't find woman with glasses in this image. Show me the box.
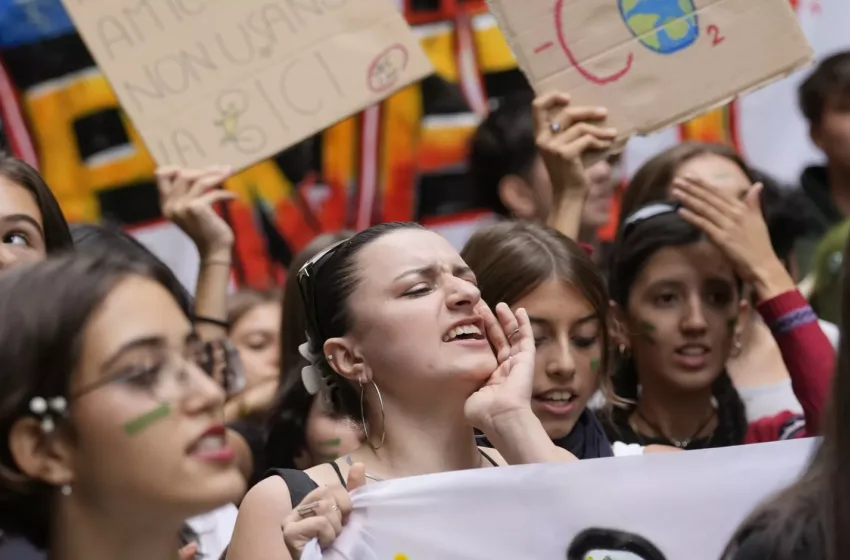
[0,252,246,560]
[227,222,579,560]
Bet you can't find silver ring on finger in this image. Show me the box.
[331,503,339,513]
[297,501,320,518]
[550,121,562,133]
[508,328,521,341]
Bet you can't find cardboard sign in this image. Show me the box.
[60,0,433,171]
[486,0,813,147]
[302,438,817,560]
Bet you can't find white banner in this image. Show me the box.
[303,438,816,560]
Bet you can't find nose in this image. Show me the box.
[681,294,708,334]
[183,361,227,415]
[545,338,576,379]
[446,276,481,310]
[0,246,18,270]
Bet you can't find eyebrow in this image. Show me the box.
[101,331,197,373]
[393,264,474,281]
[529,312,598,327]
[0,214,44,234]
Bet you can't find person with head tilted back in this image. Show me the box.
[227,222,579,560]
[0,253,246,560]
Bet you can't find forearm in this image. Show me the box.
[194,246,232,340]
[481,409,578,464]
[546,191,587,241]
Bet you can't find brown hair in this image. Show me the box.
[722,235,850,560]
[226,289,282,331]
[619,142,754,225]
[461,221,621,412]
[279,231,354,378]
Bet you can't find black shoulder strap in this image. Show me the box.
[263,468,320,507]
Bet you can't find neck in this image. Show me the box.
[359,387,482,480]
[828,163,850,216]
[51,496,181,560]
[634,382,715,442]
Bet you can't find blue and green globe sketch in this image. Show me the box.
[618,0,700,55]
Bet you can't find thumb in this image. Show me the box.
[178,542,198,560]
[745,182,763,210]
[347,462,367,492]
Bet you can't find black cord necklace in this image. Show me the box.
[633,408,716,449]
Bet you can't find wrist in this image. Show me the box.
[199,243,233,263]
[750,260,796,303]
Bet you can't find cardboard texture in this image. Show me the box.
[60,0,434,171]
[486,0,814,144]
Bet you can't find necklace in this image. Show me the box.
[345,454,385,482]
[633,408,716,449]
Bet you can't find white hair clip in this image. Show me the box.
[622,202,679,228]
[29,396,68,433]
[298,336,324,395]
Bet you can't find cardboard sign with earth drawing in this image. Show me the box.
[486,0,813,157]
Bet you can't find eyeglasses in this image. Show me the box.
[74,337,244,404]
[297,239,349,342]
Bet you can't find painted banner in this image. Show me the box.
[303,438,816,560]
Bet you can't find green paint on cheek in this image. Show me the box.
[590,358,601,373]
[123,403,171,436]
[637,320,658,344]
[319,438,341,447]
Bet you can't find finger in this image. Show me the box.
[671,182,730,228]
[557,134,615,160]
[188,166,233,198]
[550,105,609,133]
[476,301,510,363]
[673,175,736,210]
[194,189,237,209]
[677,207,724,241]
[531,91,571,133]
[284,516,338,549]
[745,182,763,211]
[178,542,198,560]
[495,303,520,354]
[346,462,366,492]
[514,308,535,354]
[171,169,207,198]
[155,166,181,197]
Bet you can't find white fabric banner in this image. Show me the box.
[302,438,816,560]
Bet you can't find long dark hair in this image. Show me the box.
[607,204,748,446]
[0,155,73,254]
[461,221,620,411]
[722,236,850,560]
[0,253,158,548]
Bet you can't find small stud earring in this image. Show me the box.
[326,355,333,361]
[60,484,72,496]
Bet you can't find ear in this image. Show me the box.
[498,175,537,219]
[8,417,75,488]
[323,337,369,383]
[735,298,751,338]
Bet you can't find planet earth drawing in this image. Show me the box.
[618,0,700,54]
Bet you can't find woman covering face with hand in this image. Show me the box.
[227,222,576,560]
[0,253,245,560]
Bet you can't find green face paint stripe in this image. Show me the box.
[123,403,171,436]
[590,358,601,372]
[318,438,341,447]
[638,320,656,333]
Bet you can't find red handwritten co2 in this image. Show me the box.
[548,0,726,86]
[367,44,409,94]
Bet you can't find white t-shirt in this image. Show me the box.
[185,504,238,560]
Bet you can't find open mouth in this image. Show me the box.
[187,425,235,462]
[675,344,709,357]
[533,389,577,415]
[442,323,486,343]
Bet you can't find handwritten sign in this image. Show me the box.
[60,0,433,170]
[486,0,813,149]
[302,438,816,560]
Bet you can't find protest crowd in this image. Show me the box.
[0,0,849,559]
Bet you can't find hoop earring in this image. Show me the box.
[60,484,72,497]
[732,337,743,358]
[360,378,385,450]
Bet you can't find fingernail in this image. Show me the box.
[672,188,683,197]
[605,127,617,135]
[595,107,608,115]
